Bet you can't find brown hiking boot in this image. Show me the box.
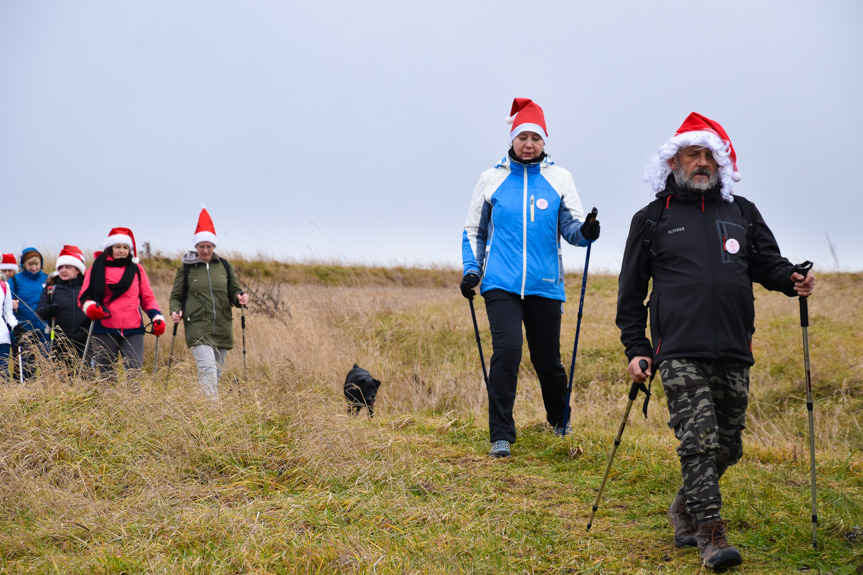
[696,519,742,570]
[668,489,697,548]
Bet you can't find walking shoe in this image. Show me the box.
[552,424,572,437]
[668,488,697,548]
[489,440,511,458]
[696,519,742,570]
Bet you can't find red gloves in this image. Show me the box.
[84,301,107,320]
[152,315,166,336]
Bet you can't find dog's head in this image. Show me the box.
[354,375,381,408]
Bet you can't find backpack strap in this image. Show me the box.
[733,197,759,256]
[220,257,233,278]
[219,257,237,306]
[642,197,666,266]
[181,263,191,314]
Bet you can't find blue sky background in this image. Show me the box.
[2,1,861,273]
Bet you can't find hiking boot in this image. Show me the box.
[489,440,511,458]
[668,489,697,548]
[696,519,742,570]
[552,424,572,437]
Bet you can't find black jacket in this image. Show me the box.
[616,179,797,366]
[36,276,90,346]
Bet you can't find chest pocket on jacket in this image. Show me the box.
[716,220,748,265]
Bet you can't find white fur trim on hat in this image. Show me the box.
[193,231,218,247]
[510,123,548,144]
[642,131,736,203]
[103,234,139,263]
[56,255,86,275]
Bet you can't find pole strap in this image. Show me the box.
[631,372,654,418]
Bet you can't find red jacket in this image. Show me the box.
[79,258,161,335]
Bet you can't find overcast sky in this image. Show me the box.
[2,1,861,273]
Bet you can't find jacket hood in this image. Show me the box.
[20,247,43,269]
[182,250,221,265]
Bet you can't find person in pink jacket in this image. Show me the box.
[79,227,165,377]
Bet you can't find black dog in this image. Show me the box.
[344,364,381,417]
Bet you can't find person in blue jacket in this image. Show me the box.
[460,98,600,458]
[9,247,49,380]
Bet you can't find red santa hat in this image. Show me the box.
[506,98,548,144]
[0,253,17,271]
[103,227,139,263]
[643,112,741,203]
[193,207,218,247]
[56,245,86,275]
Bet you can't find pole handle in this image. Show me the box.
[585,207,598,223]
[628,359,649,400]
[794,261,813,325]
[794,260,813,276]
[799,297,809,328]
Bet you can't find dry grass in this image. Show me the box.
[0,261,861,573]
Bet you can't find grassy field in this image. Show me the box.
[0,259,861,574]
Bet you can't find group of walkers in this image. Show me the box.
[1,96,820,570]
[461,99,815,570]
[0,208,249,398]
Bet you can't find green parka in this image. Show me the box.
[169,252,243,349]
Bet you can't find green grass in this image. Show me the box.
[1,385,858,574]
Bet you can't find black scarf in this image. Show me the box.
[80,253,139,306]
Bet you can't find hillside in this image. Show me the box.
[0,260,860,573]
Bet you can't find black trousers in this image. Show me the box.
[483,289,568,443]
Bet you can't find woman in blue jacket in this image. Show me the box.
[9,247,49,380]
[460,99,600,458]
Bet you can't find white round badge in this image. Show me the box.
[725,238,740,254]
[536,198,548,210]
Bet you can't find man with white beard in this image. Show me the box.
[616,113,815,570]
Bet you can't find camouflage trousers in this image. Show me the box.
[659,358,750,525]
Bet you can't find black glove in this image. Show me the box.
[460,273,480,299]
[12,324,25,339]
[44,303,60,317]
[581,218,601,241]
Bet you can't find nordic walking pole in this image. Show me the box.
[75,322,95,386]
[240,294,247,382]
[795,260,818,548]
[153,335,160,376]
[587,359,650,531]
[166,322,179,377]
[16,341,24,384]
[468,297,489,387]
[48,286,56,362]
[561,207,598,436]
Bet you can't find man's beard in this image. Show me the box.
[672,164,719,191]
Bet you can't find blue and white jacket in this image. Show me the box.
[462,153,589,302]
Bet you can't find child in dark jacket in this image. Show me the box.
[37,246,90,370]
[9,247,48,380]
